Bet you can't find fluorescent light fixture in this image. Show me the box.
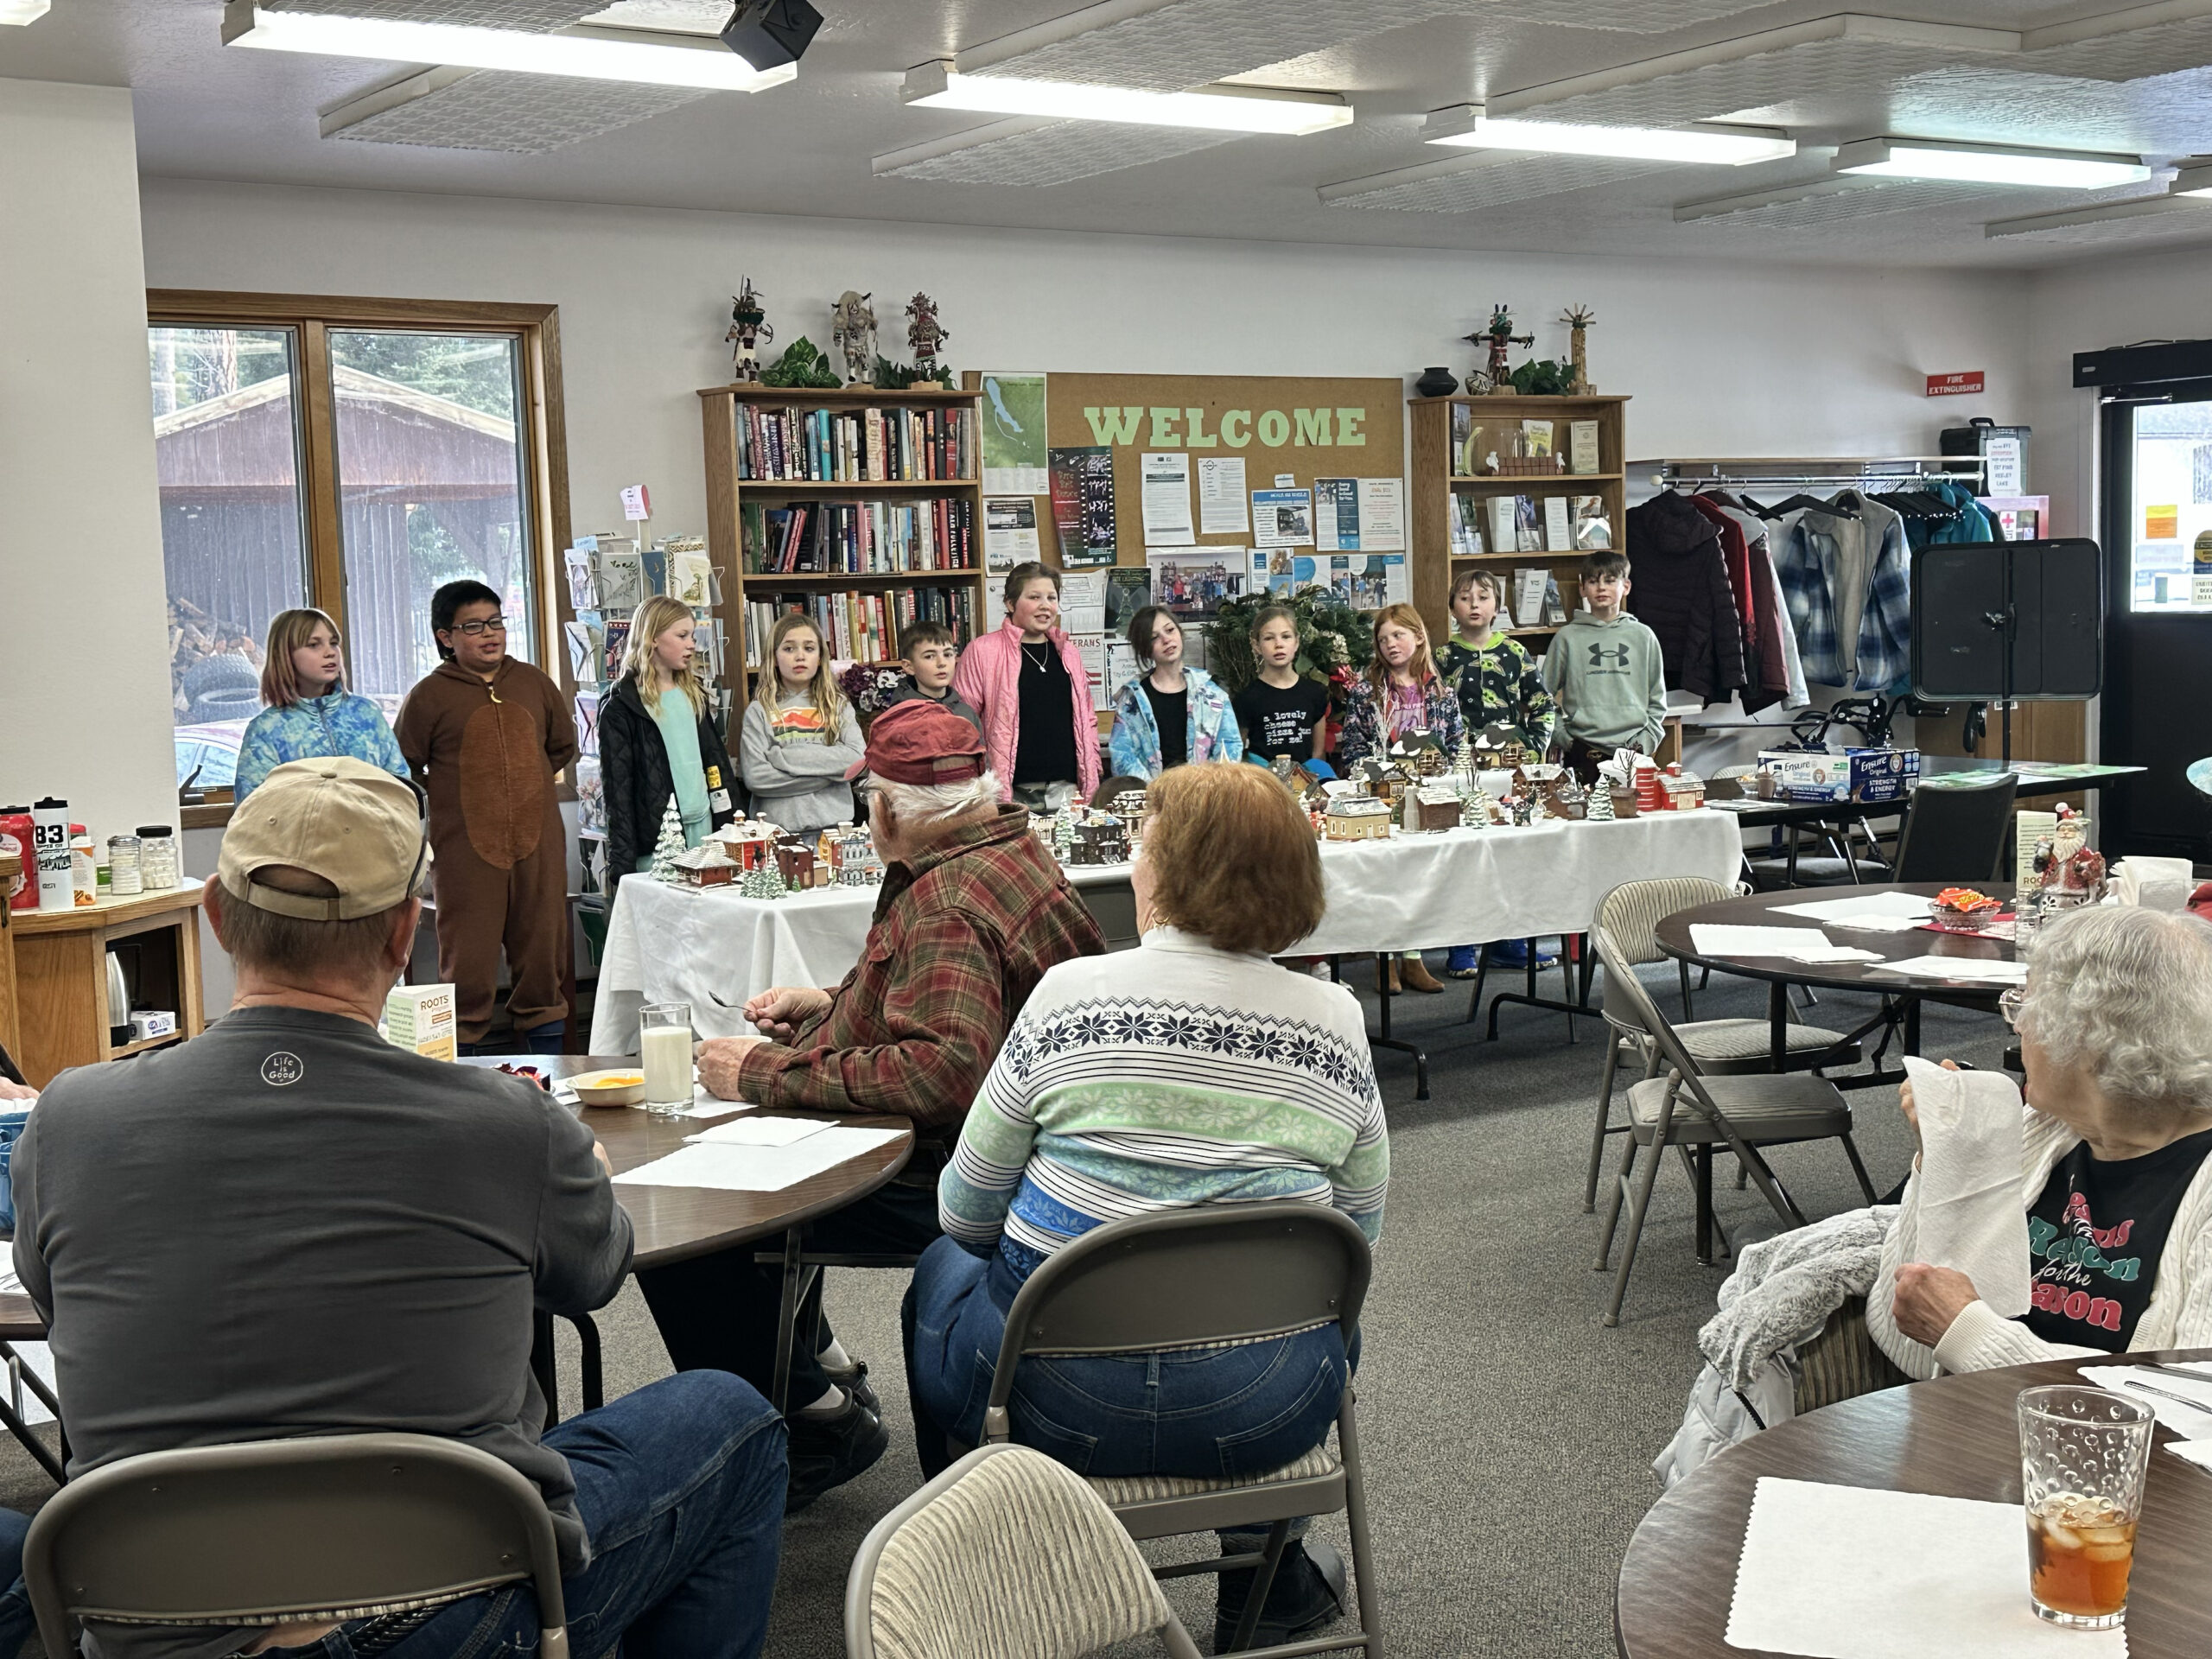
[1834,137,2149,189]
[2172,158,2212,198]
[0,0,50,24]
[221,2,798,92]
[901,60,1351,135]
[1421,105,1791,167]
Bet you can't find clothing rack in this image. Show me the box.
[1636,456,1986,490]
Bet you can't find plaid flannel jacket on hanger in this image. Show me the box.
[1773,499,1913,692]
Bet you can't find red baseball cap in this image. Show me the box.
[845,699,988,785]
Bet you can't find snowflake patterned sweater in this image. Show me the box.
[939,925,1389,1282]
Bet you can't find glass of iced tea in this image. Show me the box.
[2017,1384,2157,1629]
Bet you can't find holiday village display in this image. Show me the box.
[651,814,883,897]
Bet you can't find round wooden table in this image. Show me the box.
[1655,881,2021,1076]
[1617,1351,2212,1658]
[463,1055,914,1416]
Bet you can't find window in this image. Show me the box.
[2125,400,2212,614]
[146,293,569,797]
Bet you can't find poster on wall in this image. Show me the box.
[1328,554,1408,612]
[1313,478,1405,554]
[1104,567,1151,636]
[1048,446,1117,567]
[1251,550,1316,600]
[979,372,1050,495]
[984,497,1041,571]
[1197,456,1249,534]
[1147,547,1247,620]
[1252,488,1314,549]
[1141,453,1195,543]
[1058,570,1108,635]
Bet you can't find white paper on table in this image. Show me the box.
[1874,956,2030,983]
[1772,892,1934,923]
[613,1126,906,1193]
[1689,924,1858,960]
[2080,1364,2212,1439]
[684,1116,830,1148]
[1140,452,1193,543]
[1726,1478,2126,1659]
[1904,1057,2031,1318]
[1822,915,1929,934]
[1196,456,1248,534]
[2165,1436,2212,1474]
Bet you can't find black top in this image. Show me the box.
[1234,675,1332,765]
[1014,638,1080,785]
[2021,1124,2212,1351]
[599,676,741,883]
[1143,677,1189,772]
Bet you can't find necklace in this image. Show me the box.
[1022,641,1053,673]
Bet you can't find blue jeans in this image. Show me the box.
[904,1235,1352,1494]
[289,1371,785,1659]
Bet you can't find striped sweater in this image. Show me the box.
[940,927,1389,1279]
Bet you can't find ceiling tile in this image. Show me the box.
[874,118,1245,185]
[2019,3,2212,83]
[1321,149,1672,213]
[1676,175,2005,231]
[1985,194,2212,245]
[1481,0,1791,35]
[269,0,594,26]
[324,68,708,151]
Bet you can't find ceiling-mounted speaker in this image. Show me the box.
[721,0,822,71]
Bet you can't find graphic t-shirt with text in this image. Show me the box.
[1233,676,1332,765]
[2020,1125,2212,1351]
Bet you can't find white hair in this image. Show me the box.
[2019,906,2212,1114]
[869,770,1001,829]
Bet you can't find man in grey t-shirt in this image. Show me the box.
[14,760,785,1659]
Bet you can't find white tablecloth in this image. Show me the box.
[588,810,1742,1053]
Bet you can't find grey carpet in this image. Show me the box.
[0,960,2011,1658]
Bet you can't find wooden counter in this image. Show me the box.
[11,884,206,1087]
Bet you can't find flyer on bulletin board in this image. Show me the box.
[1147,547,1248,619]
[1048,446,1117,567]
[979,372,1050,496]
[1252,488,1314,549]
[983,497,1041,571]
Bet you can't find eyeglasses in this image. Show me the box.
[451,617,507,637]
[1999,985,2026,1028]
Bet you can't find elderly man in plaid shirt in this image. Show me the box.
[638,699,1104,1510]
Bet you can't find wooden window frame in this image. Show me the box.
[146,289,572,691]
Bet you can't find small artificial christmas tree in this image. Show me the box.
[1586,785,1616,822]
[740,860,786,900]
[649,798,688,884]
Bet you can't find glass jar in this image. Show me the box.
[109,833,143,896]
[137,824,179,892]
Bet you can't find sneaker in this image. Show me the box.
[1214,1537,1348,1652]
[784,1389,888,1514]
[1483,940,1558,969]
[820,1355,880,1415]
[1444,945,1479,978]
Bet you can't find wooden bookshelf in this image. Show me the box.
[1408,394,1630,647]
[699,385,988,725]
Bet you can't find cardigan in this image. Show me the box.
[1107,666,1243,779]
[952,621,1102,804]
[1870,1103,2212,1378]
[938,925,1389,1279]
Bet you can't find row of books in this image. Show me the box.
[563,532,717,614]
[1450,493,1613,557]
[736,404,976,483]
[741,496,976,575]
[742,585,977,670]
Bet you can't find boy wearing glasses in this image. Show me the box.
[397,581,579,1053]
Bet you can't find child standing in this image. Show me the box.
[235,608,410,800]
[1108,606,1242,780]
[1233,604,1334,773]
[1437,571,1557,755]
[601,594,741,880]
[1541,550,1667,784]
[740,613,865,835]
[396,580,577,1054]
[882,620,982,732]
[1335,603,1463,995]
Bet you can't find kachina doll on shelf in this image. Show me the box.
[908,292,950,382]
[725,277,772,382]
[1463,304,1533,396]
[831,289,877,387]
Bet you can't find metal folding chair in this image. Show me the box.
[981,1204,1380,1658]
[24,1433,569,1658]
[846,1443,1202,1659]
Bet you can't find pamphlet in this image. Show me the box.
[1252,488,1314,549]
[1573,495,1612,550]
[1314,478,1359,552]
[1196,455,1249,535]
[1140,452,1194,543]
[1568,420,1600,476]
[1057,569,1107,634]
[1522,419,1554,460]
[1491,497,1517,557]
[1359,478,1406,550]
[1543,496,1573,553]
[1514,496,1543,553]
[983,496,1041,571]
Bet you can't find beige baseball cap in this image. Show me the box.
[219,758,428,921]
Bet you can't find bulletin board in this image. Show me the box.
[964,371,1408,726]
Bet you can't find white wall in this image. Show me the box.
[140,179,2033,542]
[0,83,175,845]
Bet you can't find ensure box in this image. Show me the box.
[1847,747,1920,803]
[1758,750,1853,803]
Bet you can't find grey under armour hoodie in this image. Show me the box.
[1541,610,1667,753]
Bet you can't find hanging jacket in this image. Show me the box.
[1685,495,1777,715]
[601,676,740,882]
[1928,478,1998,544]
[1774,493,1911,692]
[1107,667,1243,779]
[234,691,410,800]
[1624,491,1747,702]
[952,621,1103,804]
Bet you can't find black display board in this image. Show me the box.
[1911,537,2103,701]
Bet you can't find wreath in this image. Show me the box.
[1204,585,1375,705]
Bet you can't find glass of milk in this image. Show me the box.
[639,1002,695,1115]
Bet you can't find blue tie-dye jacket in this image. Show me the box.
[234,691,411,799]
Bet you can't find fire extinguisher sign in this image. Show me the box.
[1925,371,1986,397]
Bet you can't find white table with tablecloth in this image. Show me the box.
[588,809,1741,1054]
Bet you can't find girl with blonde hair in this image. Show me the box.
[601,594,740,878]
[234,607,409,799]
[738,611,865,835]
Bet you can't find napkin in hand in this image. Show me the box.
[1904,1056,2031,1319]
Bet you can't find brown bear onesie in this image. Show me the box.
[397,658,578,1046]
